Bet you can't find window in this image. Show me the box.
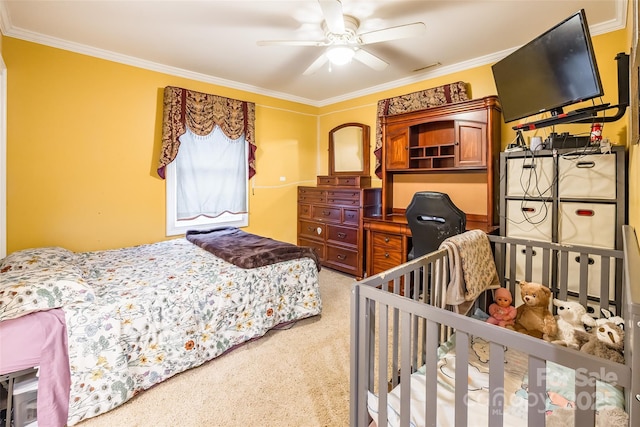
[166,126,248,236]
[158,86,256,236]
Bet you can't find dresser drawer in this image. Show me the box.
[326,190,361,206]
[317,176,338,186]
[325,245,359,273]
[327,189,360,199]
[326,197,361,207]
[371,232,402,251]
[371,247,403,274]
[327,224,358,247]
[336,176,362,187]
[312,205,342,223]
[371,231,403,274]
[343,208,359,225]
[298,203,312,219]
[298,188,326,203]
[298,237,325,262]
[298,219,325,240]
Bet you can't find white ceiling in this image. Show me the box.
[0,0,627,106]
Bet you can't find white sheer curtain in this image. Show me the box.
[175,126,247,220]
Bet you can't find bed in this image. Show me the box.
[351,226,639,427]
[0,228,322,426]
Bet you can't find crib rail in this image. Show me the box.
[350,230,639,427]
[490,235,624,316]
[623,225,640,424]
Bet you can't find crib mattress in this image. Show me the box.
[368,333,626,427]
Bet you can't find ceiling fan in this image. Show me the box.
[257,0,426,75]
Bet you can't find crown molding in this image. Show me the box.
[0,0,628,108]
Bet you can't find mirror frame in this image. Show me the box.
[328,122,370,176]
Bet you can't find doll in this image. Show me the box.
[487,287,517,328]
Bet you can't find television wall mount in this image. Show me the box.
[512,52,629,131]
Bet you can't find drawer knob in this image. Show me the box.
[337,232,347,239]
[384,237,390,243]
[384,252,390,258]
[337,254,347,261]
[323,210,331,216]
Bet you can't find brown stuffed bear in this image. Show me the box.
[513,281,557,341]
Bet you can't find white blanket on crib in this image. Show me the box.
[368,335,626,427]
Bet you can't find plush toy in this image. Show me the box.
[487,287,517,328]
[595,308,624,330]
[545,406,629,427]
[551,299,595,349]
[513,281,557,341]
[574,320,625,364]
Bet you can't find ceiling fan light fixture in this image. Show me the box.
[326,46,355,65]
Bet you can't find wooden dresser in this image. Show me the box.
[298,185,381,278]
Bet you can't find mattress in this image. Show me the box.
[1,237,322,426]
[368,331,626,427]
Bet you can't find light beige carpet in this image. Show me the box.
[77,268,355,427]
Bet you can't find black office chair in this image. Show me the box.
[405,191,466,260]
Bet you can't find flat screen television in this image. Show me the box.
[491,9,603,123]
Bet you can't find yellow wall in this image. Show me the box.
[4,38,317,252]
[4,24,636,253]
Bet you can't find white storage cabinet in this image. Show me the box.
[499,146,626,305]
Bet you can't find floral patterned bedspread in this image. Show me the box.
[63,238,322,425]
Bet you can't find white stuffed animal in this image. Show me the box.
[551,299,595,349]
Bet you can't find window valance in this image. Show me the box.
[157,86,256,179]
[374,81,469,178]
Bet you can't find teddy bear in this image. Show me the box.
[513,281,557,341]
[551,299,595,349]
[574,320,625,363]
[487,287,517,328]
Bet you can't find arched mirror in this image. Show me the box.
[329,123,370,176]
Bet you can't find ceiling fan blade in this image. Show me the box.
[303,53,329,75]
[354,49,388,71]
[358,22,426,45]
[257,39,326,47]
[318,0,345,34]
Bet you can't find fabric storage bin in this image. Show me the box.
[505,200,553,241]
[506,155,555,197]
[558,202,616,249]
[12,372,38,427]
[558,153,616,199]
[564,249,616,305]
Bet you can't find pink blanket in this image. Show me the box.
[0,309,71,427]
